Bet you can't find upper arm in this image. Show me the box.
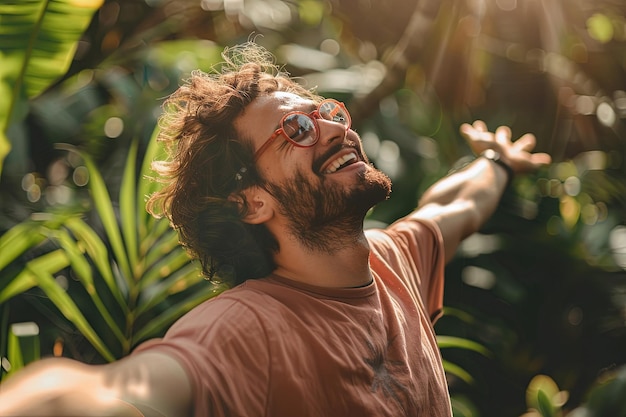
[410,199,480,263]
[102,352,193,417]
[0,353,192,417]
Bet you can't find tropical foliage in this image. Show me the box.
[0,131,226,367]
[0,0,625,416]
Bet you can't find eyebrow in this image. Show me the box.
[274,102,316,129]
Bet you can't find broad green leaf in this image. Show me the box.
[56,144,133,287]
[0,0,103,177]
[135,262,205,316]
[0,249,69,304]
[436,336,490,356]
[537,389,556,417]
[49,228,93,290]
[28,263,115,362]
[63,216,128,310]
[6,322,40,376]
[52,228,126,345]
[442,359,474,385]
[449,396,478,417]
[140,219,177,258]
[142,231,184,272]
[139,250,194,289]
[137,125,165,239]
[527,375,560,416]
[131,283,223,345]
[120,139,139,267]
[0,222,45,271]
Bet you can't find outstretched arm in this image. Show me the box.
[411,121,552,262]
[0,352,193,417]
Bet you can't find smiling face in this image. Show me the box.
[235,91,391,253]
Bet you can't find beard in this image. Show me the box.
[265,164,391,254]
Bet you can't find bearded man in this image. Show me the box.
[0,43,551,417]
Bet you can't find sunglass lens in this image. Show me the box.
[283,113,317,145]
[319,101,349,126]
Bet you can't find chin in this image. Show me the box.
[348,167,392,213]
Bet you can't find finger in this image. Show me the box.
[460,122,489,142]
[472,120,488,132]
[459,123,474,137]
[530,152,552,166]
[512,133,537,152]
[495,125,512,146]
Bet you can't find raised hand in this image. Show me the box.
[460,120,552,175]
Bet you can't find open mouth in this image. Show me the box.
[322,151,359,174]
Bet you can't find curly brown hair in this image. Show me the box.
[146,43,320,285]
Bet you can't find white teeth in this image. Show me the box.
[324,152,357,173]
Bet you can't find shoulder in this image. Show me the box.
[170,281,282,333]
[366,216,443,254]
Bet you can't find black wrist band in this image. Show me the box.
[480,149,514,185]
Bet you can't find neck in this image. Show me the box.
[270,230,373,288]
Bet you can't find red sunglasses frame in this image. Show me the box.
[253,99,351,161]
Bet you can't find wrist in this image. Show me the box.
[480,149,514,186]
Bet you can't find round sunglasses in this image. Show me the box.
[253,99,351,161]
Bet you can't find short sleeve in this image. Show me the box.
[132,296,270,417]
[365,217,445,321]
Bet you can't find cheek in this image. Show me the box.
[347,131,368,160]
[258,158,304,184]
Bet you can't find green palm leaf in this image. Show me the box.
[121,140,139,268]
[0,221,45,271]
[62,216,128,310]
[56,144,134,288]
[131,283,225,345]
[0,249,69,304]
[0,0,103,177]
[27,261,115,362]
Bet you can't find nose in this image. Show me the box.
[316,118,349,147]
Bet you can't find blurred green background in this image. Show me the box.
[0,0,625,416]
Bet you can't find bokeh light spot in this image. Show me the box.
[567,306,583,326]
[361,131,381,159]
[575,95,595,115]
[104,117,124,138]
[596,102,616,127]
[379,140,400,162]
[563,176,581,196]
[55,275,69,291]
[320,39,340,56]
[201,0,223,11]
[553,161,578,181]
[581,203,599,225]
[73,166,90,186]
[496,0,516,11]
[560,195,580,228]
[26,184,41,203]
[547,216,563,236]
[21,173,35,191]
[587,13,613,43]
[577,150,607,171]
[462,266,496,290]
[609,226,626,269]
[415,136,438,159]
[377,140,401,178]
[48,159,70,186]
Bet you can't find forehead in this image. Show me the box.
[252,91,315,115]
[235,91,316,143]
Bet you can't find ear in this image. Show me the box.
[228,186,274,225]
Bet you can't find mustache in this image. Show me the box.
[312,140,363,175]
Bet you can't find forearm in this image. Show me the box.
[410,121,550,262]
[418,155,509,226]
[412,155,511,261]
[0,358,142,417]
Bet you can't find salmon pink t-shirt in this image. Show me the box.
[134,218,451,416]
